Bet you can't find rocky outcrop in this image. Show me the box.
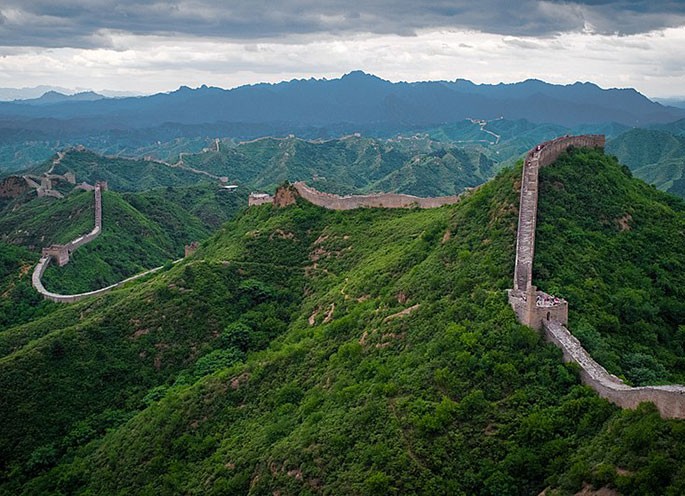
[273,184,298,207]
[0,176,31,199]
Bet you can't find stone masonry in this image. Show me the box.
[509,134,685,419]
[292,182,463,210]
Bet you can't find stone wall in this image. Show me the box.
[508,287,568,331]
[292,182,462,210]
[32,256,165,303]
[185,241,199,257]
[509,134,685,419]
[543,321,685,419]
[32,183,103,298]
[41,245,70,266]
[248,193,274,206]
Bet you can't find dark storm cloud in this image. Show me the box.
[1,0,685,48]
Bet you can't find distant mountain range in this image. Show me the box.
[17,91,106,106]
[0,86,137,101]
[0,72,682,138]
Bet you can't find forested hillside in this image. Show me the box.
[607,129,685,197]
[2,147,685,495]
[534,149,685,385]
[181,135,497,196]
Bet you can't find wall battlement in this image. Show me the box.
[509,134,685,419]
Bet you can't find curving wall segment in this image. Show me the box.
[32,258,165,303]
[544,320,685,418]
[509,134,685,419]
[292,182,462,210]
[31,182,172,303]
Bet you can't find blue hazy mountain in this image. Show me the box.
[0,72,681,136]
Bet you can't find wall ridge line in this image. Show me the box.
[508,134,685,419]
[31,182,178,304]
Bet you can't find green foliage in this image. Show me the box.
[535,147,685,384]
[2,148,685,495]
[182,135,498,196]
[607,128,685,196]
[0,242,56,330]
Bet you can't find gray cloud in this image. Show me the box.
[1,1,685,49]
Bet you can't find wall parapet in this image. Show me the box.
[292,182,462,210]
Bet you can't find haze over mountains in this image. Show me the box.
[1,72,682,137]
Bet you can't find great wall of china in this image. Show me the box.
[249,182,463,209]
[31,181,189,303]
[24,137,685,416]
[508,135,685,419]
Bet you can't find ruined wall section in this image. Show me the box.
[293,182,462,210]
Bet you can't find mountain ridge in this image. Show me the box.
[0,72,681,132]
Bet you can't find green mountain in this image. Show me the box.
[2,147,685,495]
[182,135,498,196]
[607,128,685,196]
[25,148,209,191]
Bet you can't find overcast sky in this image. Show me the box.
[1,0,684,97]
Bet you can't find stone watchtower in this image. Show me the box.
[42,245,70,266]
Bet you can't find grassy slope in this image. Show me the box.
[535,148,685,385]
[1,152,685,495]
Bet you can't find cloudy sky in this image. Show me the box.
[1,0,684,97]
